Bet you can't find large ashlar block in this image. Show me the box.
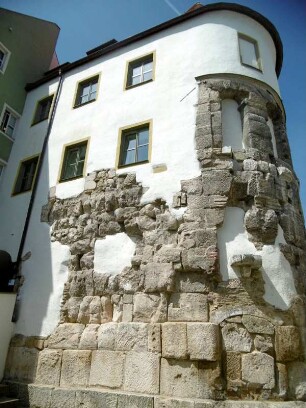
[116,322,148,352]
[50,388,76,408]
[133,293,167,323]
[275,326,301,362]
[76,390,118,408]
[143,262,175,292]
[60,350,91,387]
[35,349,62,386]
[221,323,252,352]
[161,359,200,399]
[187,323,220,361]
[5,346,39,382]
[79,324,99,349]
[117,394,154,408]
[97,322,117,350]
[90,350,125,388]
[48,323,84,349]
[162,323,187,359]
[155,396,195,407]
[28,384,52,408]
[287,362,306,401]
[241,315,274,334]
[124,351,160,394]
[168,293,208,322]
[241,352,275,389]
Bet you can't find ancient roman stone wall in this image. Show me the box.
[4,77,306,407]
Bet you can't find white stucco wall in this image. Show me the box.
[94,233,136,276]
[221,99,243,149]
[0,9,281,335]
[218,207,297,310]
[0,293,16,380]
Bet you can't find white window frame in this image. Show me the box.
[0,104,20,140]
[0,42,11,74]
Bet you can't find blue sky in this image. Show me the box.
[1,0,305,218]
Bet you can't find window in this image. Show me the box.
[33,95,54,125]
[238,34,261,71]
[13,156,39,195]
[0,42,10,73]
[60,141,88,181]
[126,53,154,88]
[118,123,151,167]
[74,75,99,107]
[0,109,18,138]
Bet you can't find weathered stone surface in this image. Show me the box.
[90,350,125,388]
[254,334,273,354]
[187,323,220,361]
[5,346,39,382]
[143,263,175,292]
[242,315,274,334]
[244,208,278,245]
[288,362,306,401]
[133,293,167,323]
[160,359,199,398]
[117,394,154,408]
[48,323,84,349]
[175,272,211,293]
[197,361,223,399]
[116,322,148,351]
[241,352,275,389]
[79,324,99,349]
[155,397,195,407]
[276,363,288,398]
[275,326,301,362]
[168,293,208,322]
[60,350,91,387]
[201,170,232,196]
[148,324,161,353]
[124,351,160,394]
[97,322,117,350]
[28,384,52,408]
[221,324,252,352]
[76,389,118,408]
[35,349,62,386]
[225,352,241,388]
[50,388,76,408]
[162,323,188,359]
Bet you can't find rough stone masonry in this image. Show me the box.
[4,77,306,407]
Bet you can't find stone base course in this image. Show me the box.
[6,383,306,408]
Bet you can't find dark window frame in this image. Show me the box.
[74,75,99,108]
[118,124,150,168]
[126,53,154,89]
[13,155,39,195]
[32,95,54,125]
[59,141,88,182]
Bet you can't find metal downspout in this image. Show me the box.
[12,69,64,321]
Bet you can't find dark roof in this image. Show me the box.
[25,2,283,91]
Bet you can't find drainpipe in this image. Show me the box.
[12,69,64,321]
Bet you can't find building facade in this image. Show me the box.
[0,8,59,179]
[0,3,305,407]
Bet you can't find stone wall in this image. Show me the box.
[4,77,306,407]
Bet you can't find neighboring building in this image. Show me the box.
[0,8,59,178]
[0,3,305,407]
[0,7,59,390]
